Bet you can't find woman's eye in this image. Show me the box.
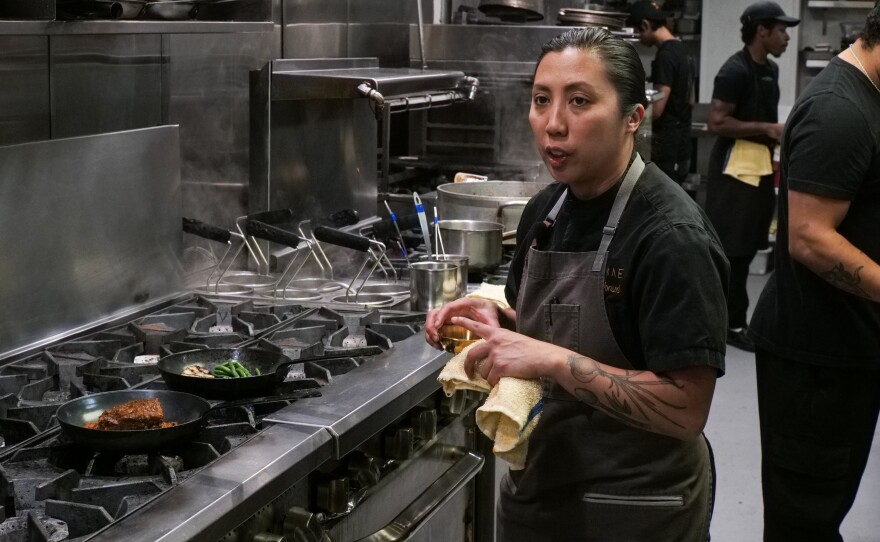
[571,96,589,106]
[533,95,549,106]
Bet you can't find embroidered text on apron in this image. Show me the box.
[498,155,714,542]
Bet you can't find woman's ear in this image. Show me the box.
[626,104,646,134]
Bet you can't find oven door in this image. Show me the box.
[353,446,483,542]
[321,412,486,542]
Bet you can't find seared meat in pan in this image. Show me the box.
[83,398,177,430]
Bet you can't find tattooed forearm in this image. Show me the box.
[820,263,873,300]
[568,354,686,430]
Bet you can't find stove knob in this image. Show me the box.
[283,506,326,542]
[384,427,414,460]
[411,409,438,440]
[316,477,350,514]
[347,453,381,488]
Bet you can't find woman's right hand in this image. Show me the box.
[424,297,504,349]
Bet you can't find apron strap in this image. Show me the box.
[591,153,645,273]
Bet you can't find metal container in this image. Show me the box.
[436,180,549,240]
[409,261,466,311]
[478,0,544,22]
[418,254,469,294]
[438,220,503,271]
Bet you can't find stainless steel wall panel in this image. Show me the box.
[282,22,347,58]
[0,36,50,146]
[0,126,183,361]
[163,31,276,228]
[348,23,411,67]
[266,99,377,223]
[49,34,163,139]
[281,0,347,57]
[348,0,432,23]
[282,0,347,23]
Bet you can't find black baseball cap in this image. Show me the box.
[740,1,800,26]
[626,1,672,27]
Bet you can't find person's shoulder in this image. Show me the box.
[522,181,564,216]
[631,164,713,231]
[716,50,749,77]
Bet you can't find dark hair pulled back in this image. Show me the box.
[536,27,648,117]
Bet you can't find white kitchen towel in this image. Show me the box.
[438,340,543,470]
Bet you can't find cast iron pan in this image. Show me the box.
[157,347,381,399]
[55,389,308,454]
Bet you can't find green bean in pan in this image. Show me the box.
[210,360,254,378]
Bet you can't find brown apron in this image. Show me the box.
[498,155,714,542]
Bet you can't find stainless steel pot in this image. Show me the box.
[409,261,466,311]
[437,181,549,243]
[438,220,503,271]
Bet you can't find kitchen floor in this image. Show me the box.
[705,273,880,542]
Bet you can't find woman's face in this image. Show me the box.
[529,47,642,197]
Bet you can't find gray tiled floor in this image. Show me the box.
[705,273,880,542]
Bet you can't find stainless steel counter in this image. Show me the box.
[85,334,452,542]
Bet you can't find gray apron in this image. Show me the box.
[498,155,714,542]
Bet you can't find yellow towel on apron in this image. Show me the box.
[723,139,773,187]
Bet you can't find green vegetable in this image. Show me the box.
[211,359,254,378]
[255,367,261,376]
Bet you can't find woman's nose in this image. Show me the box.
[546,104,567,135]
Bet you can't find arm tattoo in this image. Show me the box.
[568,354,686,430]
[820,263,873,300]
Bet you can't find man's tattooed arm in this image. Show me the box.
[567,354,687,432]
[819,263,873,300]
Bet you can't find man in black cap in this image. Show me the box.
[704,0,799,353]
[627,0,695,191]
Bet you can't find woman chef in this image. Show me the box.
[425,27,728,542]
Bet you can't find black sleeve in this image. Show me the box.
[631,224,729,374]
[785,93,871,200]
[712,55,748,105]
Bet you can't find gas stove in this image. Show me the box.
[0,294,432,541]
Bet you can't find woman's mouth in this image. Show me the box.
[545,147,569,168]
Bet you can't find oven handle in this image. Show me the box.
[353,446,484,542]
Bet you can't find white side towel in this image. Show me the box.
[438,340,543,470]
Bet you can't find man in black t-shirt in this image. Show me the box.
[627,1,696,188]
[705,1,799,352]
[748,7,880,541]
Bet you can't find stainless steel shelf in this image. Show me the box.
[271,60,468,102]
[807,1,875,8]
[0,20,273,35]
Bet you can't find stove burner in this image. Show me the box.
[0,294,424,541]
[0,514,67,542]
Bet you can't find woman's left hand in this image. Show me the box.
[452,316,565,386]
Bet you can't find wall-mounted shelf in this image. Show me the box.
[805,59,831,68]
[807,1,875,8]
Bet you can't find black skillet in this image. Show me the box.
[157,347,381,399]
[55,389,308,454]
